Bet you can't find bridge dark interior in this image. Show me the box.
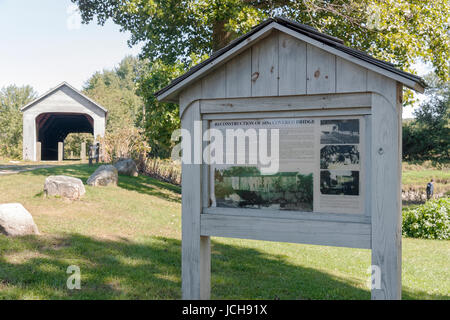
[36,113,93,160]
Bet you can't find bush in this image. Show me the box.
[402,198,449,240]
[0,85,37,159]
[99,126,150,170]
[142,158,181,185]
[64,133,93,159]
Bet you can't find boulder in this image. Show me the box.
[0,203,39,236]
[86,165,118,186]
[114,158,138,177]
[44,175,86,200]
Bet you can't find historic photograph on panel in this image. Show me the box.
[320,145,360,170]
[320,119,360,144]
[214,166,313,211]
[320,170,359,196]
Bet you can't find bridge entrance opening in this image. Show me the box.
[36,112,94,160]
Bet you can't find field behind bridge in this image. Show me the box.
[402,161,449,204]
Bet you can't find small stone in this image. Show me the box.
[86,165,118,186]
[114,158,138,177]
[44,175,86,200]
[0,203,39,236]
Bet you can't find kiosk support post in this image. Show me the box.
[370,84,402,300]
[181,101,211,300]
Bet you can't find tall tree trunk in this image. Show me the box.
[212,20,234,51]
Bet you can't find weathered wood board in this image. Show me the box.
[173,26,411,301]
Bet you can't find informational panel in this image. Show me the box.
[209,116,365,214]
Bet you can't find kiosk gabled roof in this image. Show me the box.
[155,17,425,102]
[21,81,108,114]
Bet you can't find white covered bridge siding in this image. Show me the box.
[21,82,107,161]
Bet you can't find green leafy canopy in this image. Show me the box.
[402,73,449,162]
[83,55,146,132]
[72,0,449,82]
[0,85,37,159]
[72,0,449,158]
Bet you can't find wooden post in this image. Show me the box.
[88,145,93,165]
[154,23,424,301]
[58,142,63,162]
[81,142,86,161]
[95,143,100,163]
[36,142,41,162]
[370,81,402,299]
[181,101,211,299]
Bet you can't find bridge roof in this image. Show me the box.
[21,81,107,114]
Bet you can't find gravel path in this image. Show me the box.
[0,164,54,175]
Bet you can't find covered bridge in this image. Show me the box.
[21,82,107,161]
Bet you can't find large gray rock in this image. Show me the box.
[114,158,138,177]
[0,203,39,236]
[86,165,118,186]
[44,175,86,200]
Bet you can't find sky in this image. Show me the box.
[0,0,430,118]
[0,0,141,95]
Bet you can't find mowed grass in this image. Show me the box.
[0,164,449,299]
[402,161,450,196]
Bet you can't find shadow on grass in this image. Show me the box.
[0,234,445,300]
[117,174,180,203]
[26,164,181,202]
[27,164,100,181]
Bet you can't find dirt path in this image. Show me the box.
[0,164,55,175]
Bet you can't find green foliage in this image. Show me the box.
[297,173,313,204]
[221,166,261,177]
[142,157,181,185]
[73,0,449,83]
[0,85,37,159]
[402,198,450,240]
[83,55,145,132]
[403,75,449,162]
[215,183,234,199]
[72,0,449,158]
[136,59,186,158]
[99,126,150,167]
[83,56,152,162]
[63,133,94,159]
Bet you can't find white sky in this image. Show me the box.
[0,0,430,118]
[403,60,432,119]
[0,0,142,95]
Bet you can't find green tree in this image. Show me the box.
[136,59,191,158]
[83,55,145,132]
[297,173,313,204]
[0,85,37,159]
[72,0,449,158]
[80,56,150,161]
[73,0,449,82]
[402,74,450,161]
[63,133,94,159]
[402,120,425,161]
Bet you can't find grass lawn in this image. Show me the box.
[402,161,449,196]
[0,163,448,299]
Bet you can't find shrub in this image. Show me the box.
[0,85,37,159]
[142,158,181,185]
[402,198,449,240]
[64,133,93,159]
[99,126,150,169]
